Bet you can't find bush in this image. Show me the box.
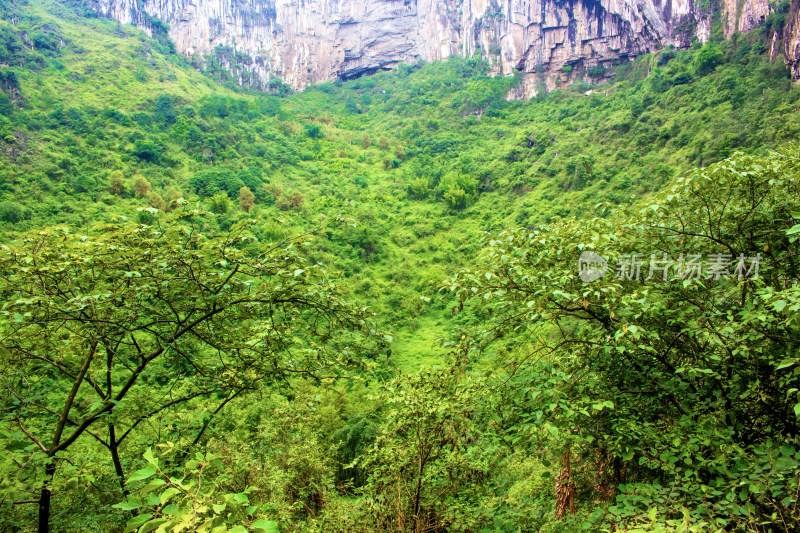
[190,169,245,198]
[0,92,12,116]
[0,200,24,222]
[209,192,231,214]
[147,191,165,210]
[443,187,468,209]
[132,174,151,198]
[132,138,164,162]
[694,43,724,75]
[276,191,304,211]
[153,94,177,125]
[587,65,606,77]
[238,186,254,212]
[108,170,125,195]
[305,124,323,139]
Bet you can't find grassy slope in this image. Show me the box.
[1,0,799,372]
[23,2,229,107]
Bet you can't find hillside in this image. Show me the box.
[3,1,800,369]
[1,1,800,532]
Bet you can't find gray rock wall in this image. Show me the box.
[86,0,795,97]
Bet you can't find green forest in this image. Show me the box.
[1,0,800,531]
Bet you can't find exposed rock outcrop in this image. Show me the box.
[86,0,798,98]
[785,1,800,79]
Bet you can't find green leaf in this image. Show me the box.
[159,487,180,505]
[161,504,180,514]
[141,478,166,493]
[143,447,156,465]
[112,499,141,511]
[123,513,153,533]
[252,519,280,533]
[127,464,157,483]
[138,518,167,533]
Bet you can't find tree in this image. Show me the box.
[443,187,468,210]
[407,178,429,199]
[146,191,164,210]
[694,42,724,75]
[190,169,245,198]
[0,200,24,223]
[108,170,125,196]
[131,174,150,198]
[361,367,493,531]
[0,210,374,532]
[276,191,305,211]
[304,124,323,139]
[0,91,12,117]
[164,188,182,212]
[446,150,800,530]
[132,139,163,163]
[209,191,231,214]
[153,94,177,125]
[238,186,255,212]
[439,173,476,209]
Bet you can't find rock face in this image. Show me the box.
[87,0,797,97]
[785,1,800,80]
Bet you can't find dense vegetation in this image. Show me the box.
[1,0,800,531]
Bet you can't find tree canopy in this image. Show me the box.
[0,209,377,531]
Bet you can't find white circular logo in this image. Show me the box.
[578,251,608,283]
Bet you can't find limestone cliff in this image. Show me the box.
[785,1,800,79]
[86,0,796,97]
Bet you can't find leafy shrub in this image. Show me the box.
[694,43,724,75]
[209,192,231,214]
[587,65,606,77]
[0,92,12,116]
[189,168,246,198]
[238,186,254,212]
[0,200,24,222]
[132,174,151,198]
[132,138,164,162]
[276,191,304,211]
[304,123,323,139]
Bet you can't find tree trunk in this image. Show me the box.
[37,460,55,533]
[108,426,128,498]
[38,347,96,531]
[555,450,575,519]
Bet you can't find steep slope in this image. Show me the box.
[2,0,800,374]
[87,0,797,96]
